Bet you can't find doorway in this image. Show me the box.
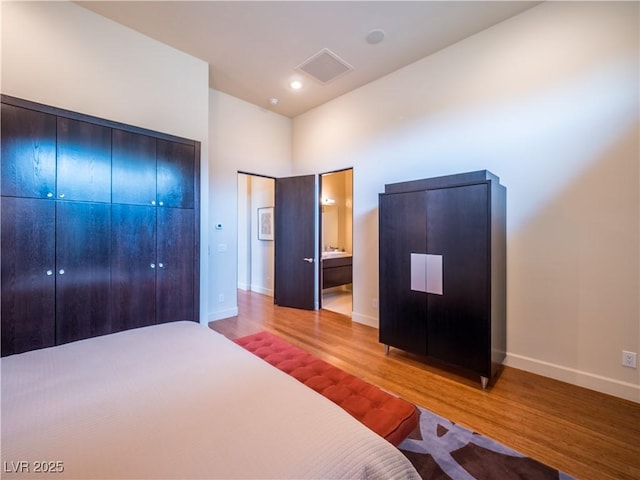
[320,168,353,317]
[237,173,275,298]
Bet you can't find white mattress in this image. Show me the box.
[1,321,420,479]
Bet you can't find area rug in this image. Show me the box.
[398,406,575,480]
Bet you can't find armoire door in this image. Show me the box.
[56,202,112,344]
[426,183,490,373]
[0,104,56,199]
[111,204,157,331]
[112,129,157,206]
[379,190,428,355]
[156,207,195,323]
[1,197,56,356]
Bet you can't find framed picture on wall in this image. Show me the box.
[258,207,274,241]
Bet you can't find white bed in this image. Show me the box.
[1,321,420,479]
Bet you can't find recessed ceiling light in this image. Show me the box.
[366,29,385,45]
[269,97,279,105]
[289,80,303,90]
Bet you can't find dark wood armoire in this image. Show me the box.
[1,95,200,356]
[378,170,506,388]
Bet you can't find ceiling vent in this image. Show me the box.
[295,48,353,85]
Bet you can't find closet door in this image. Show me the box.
[156,208,195,323]
[1,104,56,199]
[56,202,112,344]
[426,183,490,374]
[379,190,428,355]
[112,129,157,206]
[57,117,111,203]
[111,204,157,331]
[156,139,195,208]
[1,197,55,356]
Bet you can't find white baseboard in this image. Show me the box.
[351,311,378,328]
[207,306,239,323]
[505,352,639,403]
[250,285,273,296]
[237,283,249,291]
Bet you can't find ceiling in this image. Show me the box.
[77,1,540,118]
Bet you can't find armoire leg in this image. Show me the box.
[481,376,489,389]
[384,345,390,355]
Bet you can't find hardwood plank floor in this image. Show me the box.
[210,290,640,480]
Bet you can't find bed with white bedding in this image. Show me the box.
[1,321,420,479]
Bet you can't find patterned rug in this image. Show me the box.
[398,406,575,480]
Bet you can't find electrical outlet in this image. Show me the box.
[372,298,378,309]
[622,350,637,368]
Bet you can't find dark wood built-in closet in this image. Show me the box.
[1,96,200,356]
[378,171,506,388]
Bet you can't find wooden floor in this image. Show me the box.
[210,290,640,480]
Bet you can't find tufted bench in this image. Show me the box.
[234,331,418,446]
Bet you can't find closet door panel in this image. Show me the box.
[426,184,489,373]
[57,117,111,203]
[156,208,194,323]
[1,104,56,199]
[1,198,55,356]
[111,204,157,331]
[156,139,195,208]
[112,129,157,205]
[56,202,112,344]
[379,191,428,355]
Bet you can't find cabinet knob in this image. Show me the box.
[58,193,65,199]
[303,257,314,263]
[159,201,164,206]
[46,192,53,198]
[46,270,53,276]
[58,269,65,275]
[150,263,156,269]
[158,263,165,268]
[151,200,156,206]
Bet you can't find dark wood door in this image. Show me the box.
[111,204,157,331]
[379,191,428,355]
[156,207,195,323]
[1,197,56,356]
[112,129,157,206]
[426,183,490,374]
[56,202,112,344]
[157,139,195,208]
[1,104,56,199]
[57,117,111,203]
[274,175,316,310]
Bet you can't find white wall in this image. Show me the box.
[1,1,210,322]
[292,2,639,402]
[208,90,291,321]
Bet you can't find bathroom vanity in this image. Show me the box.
[321,252,352,289]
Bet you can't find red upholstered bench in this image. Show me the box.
[234,331,418,446]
